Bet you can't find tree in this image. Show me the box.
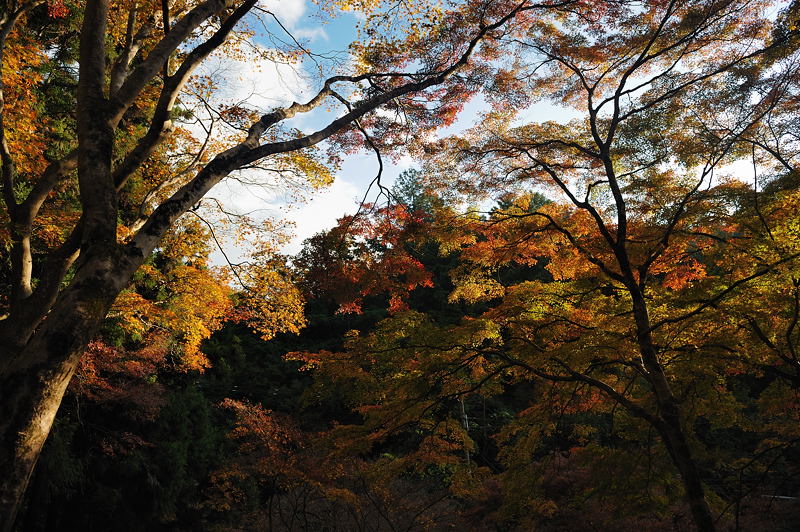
[0,0,574,525]
[426,2,800,528]
[291,1,800,530]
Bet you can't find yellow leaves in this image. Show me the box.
[490,280,566,322]
[2,31,48,178]
[448,263,504,303]
[111,290,158,339]
[163,264,232,369]
[110,225,233,372]
[448,465,492,498]
[235,258,306,341]
[460,316,503,348]
[368,309,430,347]
[761,189,800,256]
[208,221,305,343]
[327,0,443,42]
[283,149,335,190]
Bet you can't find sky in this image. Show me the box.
[195,0,579,260]
[196,0,410,257]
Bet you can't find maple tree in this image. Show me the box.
[4,0,800,529]
[21,166,800,528]
[287,2,800,531]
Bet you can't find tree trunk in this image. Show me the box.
[0,348,83,531]
[629,292,716,532]
[654,403,716,531]
[0,251,140,531]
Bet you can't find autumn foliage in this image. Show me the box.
[4,0,800,530]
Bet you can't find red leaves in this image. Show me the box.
[296,204,433,315]
[73,340,167,421]
[47,0,70,18]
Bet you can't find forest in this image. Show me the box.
[1,0,800,530]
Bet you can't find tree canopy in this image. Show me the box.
[2,0,800,530]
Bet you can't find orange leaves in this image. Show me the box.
[217,104,260,130]
[284,349,335,372]
[221,398,302,456]
[46,0,70,18]
[207,397,460,528]
[34,210,82,248]
[1,31,48,178]
[204,399,306,513]
[659,258,707,291]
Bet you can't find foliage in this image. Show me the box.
[6,0,800,530]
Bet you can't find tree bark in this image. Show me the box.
[630,291,716,532]
[0,247,141,530]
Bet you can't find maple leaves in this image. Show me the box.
[204,397,461,529]
[270,2,800,530]
[233,249,307,341]
[293,203,433,315]
[0,32,47,179]
[2,0,800,528]
[108,219,232,371]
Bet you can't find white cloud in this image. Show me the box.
[516,100,581,125]
[203,141,419,261]
[183,29,422,261]
[197,48,311,112]
[280,177,362,254]
[258,0,307,28]
[292,26,329,42]
[394,153,415,171]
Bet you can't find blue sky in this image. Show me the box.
[199,0,422,257]
[200,0,578,259]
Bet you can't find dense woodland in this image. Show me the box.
[2,0,800,530]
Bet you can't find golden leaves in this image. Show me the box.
[2,31,48,178]
[448,263,505,303]
[109,222,233,372]
[235,260,307,341]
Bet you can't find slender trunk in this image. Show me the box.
[656,409,716,532]
[630,292,716,532]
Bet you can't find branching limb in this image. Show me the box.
[108,0,244,126]
[651,252,800,332]
[131,0,539,255]
[111,0,257,190]
[109,8,156,94]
